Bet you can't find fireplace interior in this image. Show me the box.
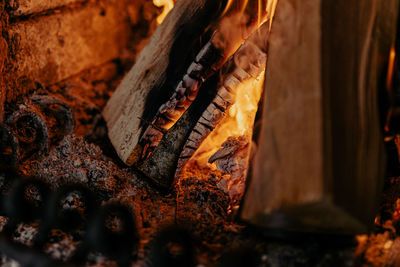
[0,0,400,266]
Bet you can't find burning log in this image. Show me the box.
[137,22,269,189]
[103,0,275,166]
[241,0,399,235]
[176,22,268,175]
[137,10,271,160]
[103,0,222,166]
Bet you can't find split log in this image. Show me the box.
[176,22,269,175]
[103,0,274,166]
[3,0,148,103]
[103,0,222,166]
[138,4,272,160]
[7,0,85,17]
[241,0,399,235]
[137,22,269,189]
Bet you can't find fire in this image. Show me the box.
[387,44,396,91]
[153,0,174,24]
[192,71,265,168]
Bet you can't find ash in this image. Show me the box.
[2,46,356,267]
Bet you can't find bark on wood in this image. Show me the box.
[241,0,399,235]
[104,0,272,166]
[3,0,145,103]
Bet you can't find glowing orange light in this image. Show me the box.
[192,70,265,168]
[153,0,174,24]
[387,44,396,90]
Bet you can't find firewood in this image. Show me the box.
[7,0,84,17]
[136,103,200,188]
[241,0,399,235]
[139,10,271,160]
[103,0,221,166]
[103,0,273,166]
[137,22,268,189]
[3,0,147,103]
[176,22,269,175]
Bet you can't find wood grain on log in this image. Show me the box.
[138,11,271,160]
[104,0,273,166]
[176,23,268,175]
[241,0,399,235]
[103,0,220,166]
[8,0,85,17]
[3,0,149,104]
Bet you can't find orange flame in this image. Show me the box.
[192,70,265,168]
[153,0,174,24]
[387,44,396,91]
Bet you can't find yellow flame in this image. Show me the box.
[221,0,235,17]
[387,44,396,90]
[192,71,265,167]
[153,0,174,24]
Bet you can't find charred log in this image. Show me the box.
[103,0,274,166]
[176,23,268,175]
[137,22,268,189]
[139,20,270,160]
[136,102,203,189]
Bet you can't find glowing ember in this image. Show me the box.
[153,0,174,24]
[191,70,265,169]
[387,44,396,91]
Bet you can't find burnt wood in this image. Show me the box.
[137,23,269,189]
[103,0,272,166]
[103,0,221,166]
